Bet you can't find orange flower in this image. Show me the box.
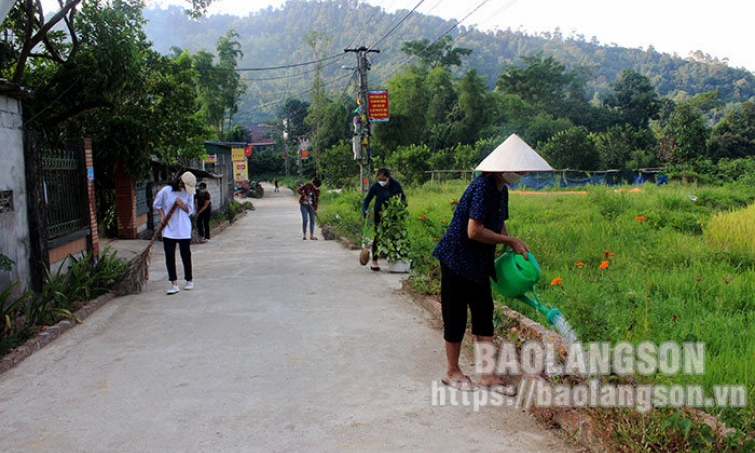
[551,276,563,286]
[599,260,610,269]
[440,219,446,223]
[636,215,646,221]
[576,262,584,267]
[603,250,615,258]
[433,237,439,241]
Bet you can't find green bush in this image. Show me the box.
[1,247,129,356]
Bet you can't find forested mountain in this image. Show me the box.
[143,0,755,125]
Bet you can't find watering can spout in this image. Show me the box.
[517,295,563,327]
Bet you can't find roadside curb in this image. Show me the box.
[401,281,605,453]
[324,226,600,451]
[0,213,246,377]
[0,292,115,376]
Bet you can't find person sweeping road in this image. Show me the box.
[432,134,553,393]
[362,168,406,271]
[154,171,196,295]
[298,176,322,240]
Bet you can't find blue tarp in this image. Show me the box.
[511,170,666,190]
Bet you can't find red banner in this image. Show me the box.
[367,90,389,122]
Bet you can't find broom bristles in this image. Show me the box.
[114,246,153,296]
[114,201,179,296]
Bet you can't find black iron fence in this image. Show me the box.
[41,148,89,239]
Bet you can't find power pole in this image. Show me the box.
[345,46,380,194]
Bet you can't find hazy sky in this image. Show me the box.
[154,0,751,71]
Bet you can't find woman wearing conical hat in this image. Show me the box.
[432,135,552,393]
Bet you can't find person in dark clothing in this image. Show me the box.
[433,172,528,393]
[362,168,406,271]
[195,182,211,242]
[432,133,552,393]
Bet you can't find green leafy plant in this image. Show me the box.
[375,196,411,263]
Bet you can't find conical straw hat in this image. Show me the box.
[475,134,553,172]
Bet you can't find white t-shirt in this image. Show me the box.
[153,185,195,239]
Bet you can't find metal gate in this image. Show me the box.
[41,148,89,239]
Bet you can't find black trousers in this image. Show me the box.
[163,238,192,282]
[440,265,494,343]
[197,211,211,239]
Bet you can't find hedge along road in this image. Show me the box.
[0,183,582,453]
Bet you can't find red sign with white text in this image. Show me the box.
[367,90,389,122]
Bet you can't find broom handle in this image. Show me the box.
[307,203,321,223]
[147,201,181,247]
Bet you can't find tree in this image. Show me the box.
[373,66,428,151]
[449,69,492,146]
[659,102,710,174]
[302,30,332,175]
[277,98,311,155]
[708,101,755,161]
[603,68,660,129]
[215,30,245,137]
[541,126,601,170]
[190,29,246,138]
[592,124,658,169]
[400,35,472,69]
[319,141,359,188]
[425,66,456,152]
[496,53,575,115]
[3,0,83,83]
[6,0,151,132]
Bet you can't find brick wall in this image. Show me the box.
[49,236,88,265]
[114,161,137,239]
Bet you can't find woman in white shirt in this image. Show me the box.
[153,171,196,295]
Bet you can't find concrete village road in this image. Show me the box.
[0,183,583,452]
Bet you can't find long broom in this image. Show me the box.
[114,201,180,296]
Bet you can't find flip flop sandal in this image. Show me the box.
[441,375,477,392]
[370,266,381,271]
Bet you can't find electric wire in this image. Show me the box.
[367,0,425,51]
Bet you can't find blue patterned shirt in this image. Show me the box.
[432,175,509,284]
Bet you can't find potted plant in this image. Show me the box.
[375,196,411,273]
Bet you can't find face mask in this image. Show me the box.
[377,180,388,187]
[502,172,523,184]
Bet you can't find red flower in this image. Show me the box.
[551,277,563,286]
[599,261,610,269]
[636,215,646,221]
[576,262,584,267]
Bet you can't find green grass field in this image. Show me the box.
[319,180,755,446]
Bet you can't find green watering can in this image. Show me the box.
[492,250,564,326]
